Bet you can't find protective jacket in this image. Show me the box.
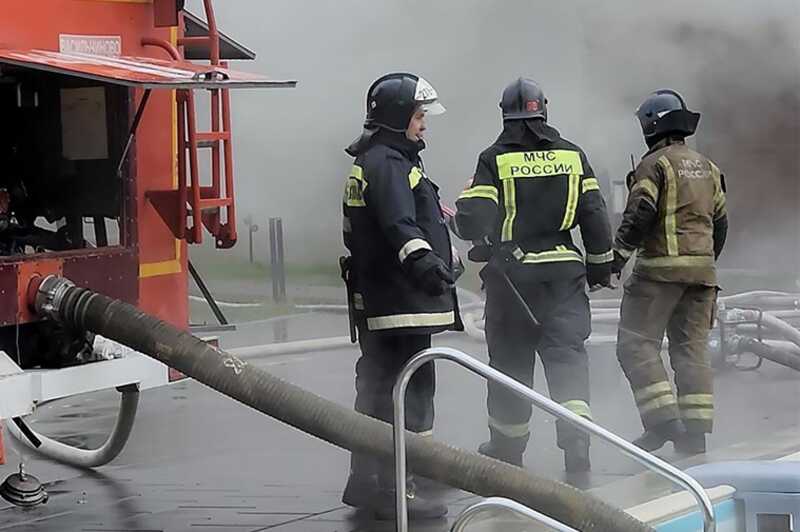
[455,121,612,282]
[615,137,728,286]
[342,130,460,334]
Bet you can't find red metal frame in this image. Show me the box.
[143,0,238,248]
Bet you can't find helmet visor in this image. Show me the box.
[420,100,446,116]
[415,76,446,116]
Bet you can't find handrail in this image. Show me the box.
[451,497,579,532]
[392,347,715,532]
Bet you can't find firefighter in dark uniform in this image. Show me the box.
[453,78,613,472]
[340,72,460,520]
[612,89,728,454]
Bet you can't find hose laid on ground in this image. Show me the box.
[760,314,800,349]
[7,384,139,467]
[727,310,800,350]
[31,276,653,532]
[733,338,800,372]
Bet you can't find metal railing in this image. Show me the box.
[452,497,579,532]
[392,347,715,532]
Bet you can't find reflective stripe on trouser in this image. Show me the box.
[678,394,714,433]
[617,274,715,432]
[485,274,591,449]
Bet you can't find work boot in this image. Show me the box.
[371,473,447,521]
[563,440,591,473]
[478,428,529,467]
[633,419,686,452]
[674,432,707,455]
[341,453,378,508]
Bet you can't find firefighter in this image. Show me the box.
[453,78,613,472]
[339,72,460,520]
[612,89,728,454]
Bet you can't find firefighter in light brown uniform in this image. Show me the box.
[612,89,728,454]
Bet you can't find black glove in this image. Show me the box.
[451,246,465,281]
[587,263,612,289]
[405,251,453,296]
[611,249,629,277]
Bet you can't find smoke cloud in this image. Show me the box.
[188,0,800,278]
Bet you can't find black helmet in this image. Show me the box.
[500,78,548,121]
[363,72,445,132]
[636,89,700,144]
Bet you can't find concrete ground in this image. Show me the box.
[0,311,798,531]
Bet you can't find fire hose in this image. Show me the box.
[23,275,653,532]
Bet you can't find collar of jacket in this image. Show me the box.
[646,135,685,155]
[372,129,425,160]
[498,119,561,146]
[344,128,425,160]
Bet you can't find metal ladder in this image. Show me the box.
[143,0,237,248]
[392,347,716,532]
[176,0,236,248]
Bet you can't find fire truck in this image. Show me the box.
[0,0,294,502]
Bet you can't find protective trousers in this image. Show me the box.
[349,328,435,480]
[484,274,592,449]
[616,274,716,434]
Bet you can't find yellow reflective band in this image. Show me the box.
[416,430,433,437]
[496,150,584,179]
[398,238,432,263]
[559,174,580,230]
[659,156,679,256]
[678,394,714,407]
[710,161,722,188]
[343,178,366,207]
[581,177,600,193]
[714,193,726,212]
[501,179,517,241]
[639,394,678,415]
[522,248,583,265]
[633,178,659,202]
[488,417,530,439]
[367,311,455,331]
[710,162,726,216]
[458,185,499,204]
[561,400,592,420]
[634,381,673,403]
[409,166,423,189]
[586,250,614,264]
[637,255,714,268]
[344,164,366,207]
[681,408,714,420]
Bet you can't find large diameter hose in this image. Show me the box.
[32,276,652,532]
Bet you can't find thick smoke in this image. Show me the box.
[190,0,799,281]
[585,0,800,278]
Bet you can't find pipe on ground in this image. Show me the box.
[7,384,139,467]
[30,276,653,532]
[733,338,800,372]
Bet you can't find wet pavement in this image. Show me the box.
[0,311,798,531]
